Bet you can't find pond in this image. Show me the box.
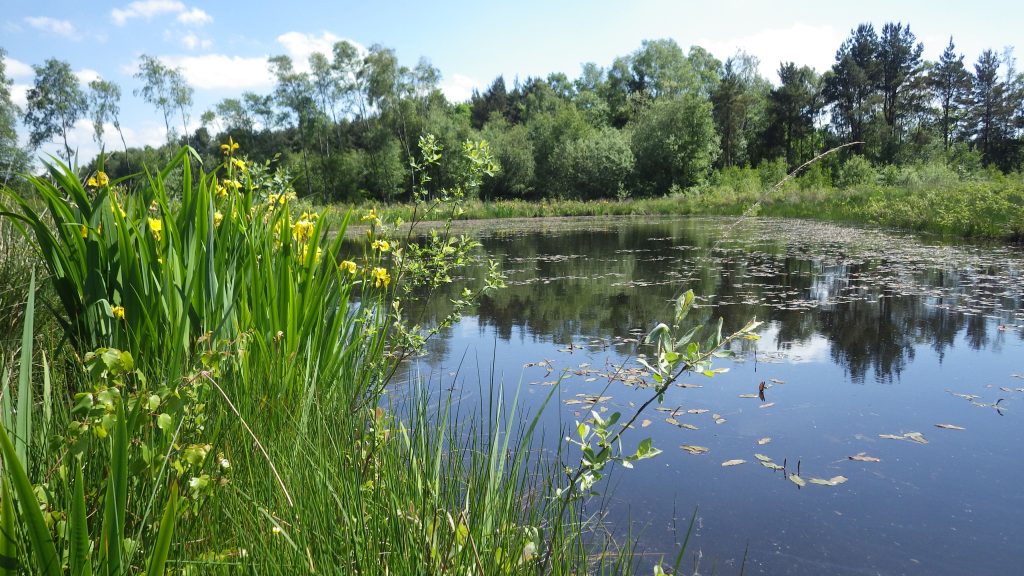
[396,216,1024,575]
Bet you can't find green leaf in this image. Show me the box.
[146,483,178,576]
[15,272,35,467]
[69,463,89,576]
[0,424,61,576]
[1,477,18,575]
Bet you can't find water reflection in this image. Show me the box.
[396,216,1024,575]
[411,217,1022,384]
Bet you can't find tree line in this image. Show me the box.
[1,21,1022,202]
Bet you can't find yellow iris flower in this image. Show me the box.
[371,267,391,288]
[339,260,357,274]
[148,217,163,242]
[220,136,239,155]
[111,305,125,320]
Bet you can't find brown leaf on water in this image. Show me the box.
[641,419,652,428]
[757,437,772,445]
[680,445,709,455]
[935,424,965,430]
[879,434,905,441]
[680,423,698,430]
[904,432,928,444]
[721,459,746,467]
[759,402,776,409]
[564,400,583,405]
[687,409,709,414]
[808,475,848,487]
[788,474,806,487]
[738,393,759,399]
[754,453,772,462]
[849,452,881,462]
[665,417,680,426]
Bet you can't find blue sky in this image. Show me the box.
[3,0,1021,162]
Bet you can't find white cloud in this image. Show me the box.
[5,57,34,78]
[696,23,844,83]
[276,31,365,72]
[440,73,479,103]
[176,7,212,26]
[111,0,185,26]
[11,84,29,109]
[180,32,212,50]
[24,16,79,40]
[158,54,273,90]
[75,68,101,86]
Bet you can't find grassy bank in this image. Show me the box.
[361,163,1024,242]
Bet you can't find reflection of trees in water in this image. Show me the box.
[410,220,1021,382]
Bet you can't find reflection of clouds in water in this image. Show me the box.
[759,321,831,364]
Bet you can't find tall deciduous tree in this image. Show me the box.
[88,78,129,162]
[929,38,973,152]
[134,55,191,143]
[630,93,719,194]
[25,58,87,162]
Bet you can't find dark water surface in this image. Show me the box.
[399,216,1024,575]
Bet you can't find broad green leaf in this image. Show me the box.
[0,425,61,576]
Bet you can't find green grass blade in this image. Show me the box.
[1,477,18,575]
[104,399,128,576]
[15,272,34,466]
[0,425,60,576]
[69,462,89,576]
[145,482,178,576]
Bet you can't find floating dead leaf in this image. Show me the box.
[681,445,709,455]
[934,423,965,430]
[759,402,776,409]
[721,459,746,467]
[770,378,785,384]
[754,453,772,462]
[809,476,848,487]
[676,383,703,389]
[849,452,881,462]
[715,418,727,425]
[584,377,597,382]
[904,432,928,444]
[761,461,784,471]
[880,431,929,444]
[757,437,772,445]
[738,393,759,399]
[564,399,583,405]
[788,474,806,487]
[679,423,699,430]
[687,409,709,414]
[665,417,681,426]
[641,419,652,428]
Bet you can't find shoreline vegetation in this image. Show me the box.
[360,165,1024,242]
